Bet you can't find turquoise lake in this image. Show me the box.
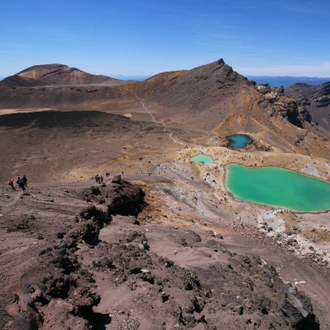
[191,154,214,164]
[227,134,252,148]
[225,164,330,212]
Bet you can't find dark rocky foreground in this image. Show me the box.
[0,176,321,329]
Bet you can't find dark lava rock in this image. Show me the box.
[107,176,147,216]
[79,221,100,245]
[92,256,114,270]
[90,186,101,195]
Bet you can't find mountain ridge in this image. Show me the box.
[1,58,330,161]
[3,64,330,87]
[1,63,127,87]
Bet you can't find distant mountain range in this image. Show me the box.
[112,74,151,81]
[247,76,330,88]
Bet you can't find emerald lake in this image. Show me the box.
[191,154,214,164]
[225,164,330,212]
[227,134,251,148]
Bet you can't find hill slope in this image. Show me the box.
[1,59,330,161]
[1,64,125,86]
[1,59,330,329]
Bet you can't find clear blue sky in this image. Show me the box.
[1,0,330,78]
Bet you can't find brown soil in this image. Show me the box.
[1,60,330,329]
[0,175,328,329]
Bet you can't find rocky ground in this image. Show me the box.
[1,166,329,329]
[1,60,330,329]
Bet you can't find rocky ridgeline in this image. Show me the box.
[2,176,321,329]
[284,81,330,131]
[256,84,312,128]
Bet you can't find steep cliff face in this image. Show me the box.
[285,82,330,131]
[258,86,312,129]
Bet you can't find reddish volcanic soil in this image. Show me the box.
[1,60,330,329]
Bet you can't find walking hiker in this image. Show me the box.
[22,175,28,188]
[16,177,26,191]
[8,178,15,190]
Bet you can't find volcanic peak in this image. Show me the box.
[3,63,121,86]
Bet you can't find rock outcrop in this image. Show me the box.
[256,84,312,128]
[285,82,330,130]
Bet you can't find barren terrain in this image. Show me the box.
[1,60,330,329]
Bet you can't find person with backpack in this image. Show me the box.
[22,175,28,188]
[8,178,15,190]
[16,176,26,191]
[95,174,100,183]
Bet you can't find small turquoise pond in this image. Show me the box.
[191,154,214,164]
[227,134,251,148]
[226,164,330,212]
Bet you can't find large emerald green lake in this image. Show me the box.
[226,164,330,212]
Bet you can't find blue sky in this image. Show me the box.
[1,0,330,78]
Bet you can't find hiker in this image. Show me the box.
[16,177,26,191]
[95,174,100,183]
[100,175,103,183]
[22,175,28,188]
[19,181,26,190]
[8,178,15,190]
